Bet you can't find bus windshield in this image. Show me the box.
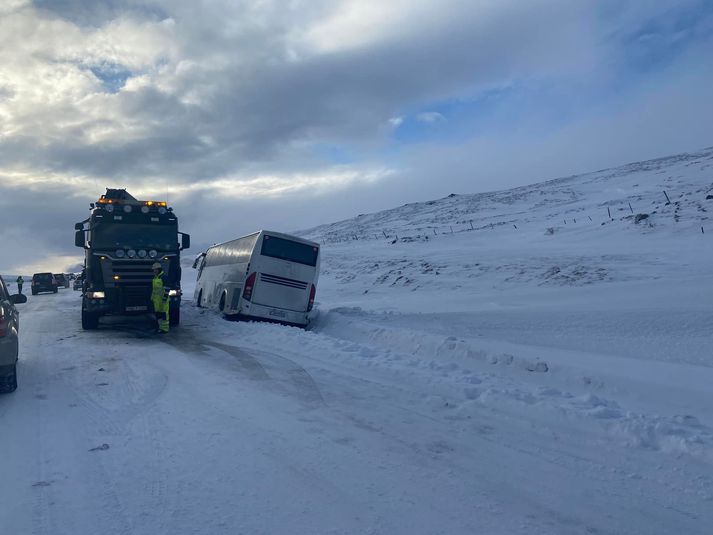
[260,235,318,266]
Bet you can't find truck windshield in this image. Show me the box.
[92,223,178,250]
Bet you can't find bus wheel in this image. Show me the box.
[81,309,99,330]
[169,304,180,326]
[196,290,203,308]
[219,292,226,313]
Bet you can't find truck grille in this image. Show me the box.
[124,285,152,307]
[112,260,155,284]
[260,273,308,290]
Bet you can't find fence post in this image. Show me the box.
[607,206,611,219]
[450,226,453,234]
[628,202,633,214]
[664,190,671,204]
[382,230,387,238]
[469,220,474,230]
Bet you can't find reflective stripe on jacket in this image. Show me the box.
[151,271,169,301]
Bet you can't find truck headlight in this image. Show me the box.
[127,249,136,258]
[168,290,179,297]
[149,250,157,258]
[86,291,105,299]
[115,249,125,258]
[138,249,147,258]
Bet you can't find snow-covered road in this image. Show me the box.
[2,284,712,535]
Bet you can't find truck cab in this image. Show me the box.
[75,189,190,330]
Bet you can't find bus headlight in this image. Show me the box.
[138,249,147,258]
[149,250,157,258]
[127,249,136,258]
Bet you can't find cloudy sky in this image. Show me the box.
[1,0,712,274]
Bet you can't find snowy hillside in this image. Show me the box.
[301,146,713,243]
[3,147,713,535]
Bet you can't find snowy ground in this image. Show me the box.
[2,148,713,534]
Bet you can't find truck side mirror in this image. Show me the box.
[75,230,86,248]
[74,222,84,230]
[181,233,190,250]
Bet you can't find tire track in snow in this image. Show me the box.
[160,331,326,408]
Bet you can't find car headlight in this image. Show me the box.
[115,249,125,258]
[149,250,157,258]
[86,291,105,299]
[127,249,136,258]
[138,249,147,258]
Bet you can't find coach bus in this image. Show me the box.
[192,230,320,327]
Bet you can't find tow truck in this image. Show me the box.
[74,189,190,330]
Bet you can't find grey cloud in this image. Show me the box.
[33,0,169,26]
[5,1,600,186]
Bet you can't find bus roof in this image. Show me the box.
[206,230,319,252]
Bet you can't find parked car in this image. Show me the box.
[54,273,69,289]
[0,275,26,393]
[31,272,57,295]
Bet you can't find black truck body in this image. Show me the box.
[74,189,190,330]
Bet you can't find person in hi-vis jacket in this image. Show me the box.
[151,263,170,334]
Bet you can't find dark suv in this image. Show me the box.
[54,273,69,289]
[0,275,26,393]
[31,272,57,295]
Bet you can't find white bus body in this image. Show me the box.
[192,230,320,326]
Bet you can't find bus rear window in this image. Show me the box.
[260,235,318,266]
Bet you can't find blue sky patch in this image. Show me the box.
[88,63,133,93]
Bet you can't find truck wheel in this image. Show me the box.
[0,365,17,394]
[82,309,99,330]
[169,304,180,326]
[53,288,58,294]
[32,290,37,296]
